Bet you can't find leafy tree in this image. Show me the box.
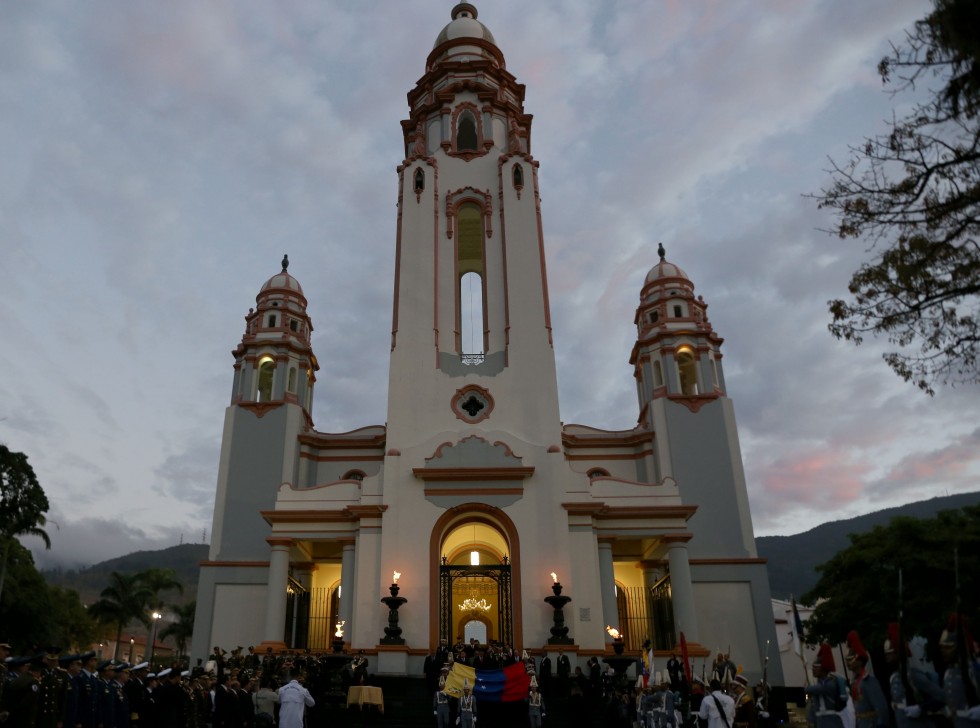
[160,600,196,660]
[47,585,98,650]
[801,505,980,648]
[88,571,155,660]
[0,539,53,651]
[0,444,51,601]
[813,0,980,394]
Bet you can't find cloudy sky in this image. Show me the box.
[2,0,977,570]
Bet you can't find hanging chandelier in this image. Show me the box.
[458,596,492,612]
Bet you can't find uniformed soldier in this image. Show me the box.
[527,676,546,728]
[459,679,477,728]
[6,656,44,728]
[883,623,945,728]
[37,647,70,728]
[433,667,452,728]
[938,614,980,728]
[75,652,101,728]
[804,643,850,728]
[111,663,131,728]
[60,653,83,728]
[732,674,757,728]
[845,631,888,728]
[97,660,118,728]
[125,662,150,728]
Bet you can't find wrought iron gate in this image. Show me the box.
[439,563,513,645]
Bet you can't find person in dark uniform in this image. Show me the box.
[539,652,553,700]
[74,652,101,728]
[60,653,83,728]
[97,660,118,728]
[557,649,572,698]
[6,657,44,728]
[125,662,150,728]
[37,647,70,728]
[111,663,131,728]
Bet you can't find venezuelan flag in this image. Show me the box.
[443,661,531,702]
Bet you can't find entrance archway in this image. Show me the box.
[429,505,523,651]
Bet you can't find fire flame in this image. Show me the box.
[334,620,345,638]
[606,625,621,639]
[393,571,401,584]
[550,572,558,583]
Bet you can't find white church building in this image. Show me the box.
[191,3,783,684]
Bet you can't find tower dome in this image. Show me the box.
[434,3,497,48]
[260,254,304,297]
[644,243,690,285]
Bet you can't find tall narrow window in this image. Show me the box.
[457,203,485,358]
[257,358,275,401]
[512,163,524,189]
[414,168,425,193]
[654,360,664,388]
[457,112,478,151]
[287,366,297,393]
[677,348,699,395]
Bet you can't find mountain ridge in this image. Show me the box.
[41,492,980,604]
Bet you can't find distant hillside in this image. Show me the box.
[42,543,208,604]
[759,491,980,600]
[40,493,980,607]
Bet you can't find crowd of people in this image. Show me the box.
[2,618,977,728]
[0,644,330,728]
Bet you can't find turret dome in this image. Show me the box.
[434,3,497,48]
[260,254,304,296]
[644,243,690,285]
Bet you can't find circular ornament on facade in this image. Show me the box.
[452,384,494,424]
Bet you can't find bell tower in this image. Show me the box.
[631,244,758,559]
[386,2,561,447]
[209,254,319,562]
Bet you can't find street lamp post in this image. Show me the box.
[148,612,162,666]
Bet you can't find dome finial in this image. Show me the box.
[281,254,289,272]
[657,242,666,261]
[452,2,478,21]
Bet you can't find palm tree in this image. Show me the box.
[88,571,154,660]
[139,568,184,661]
[160,601,196,660]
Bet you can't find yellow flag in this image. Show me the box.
[443,662,476,697]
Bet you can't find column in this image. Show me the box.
[597,539,618,641]
[263,538,292,646]
[339,539,356,636]
[664,534,698,642]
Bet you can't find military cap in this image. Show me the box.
[45,647,63,660]
[157,667,172,678]
[98,660,115,671]
[132,661,149,671]
[845,631,868,663]
[813,643,835,672]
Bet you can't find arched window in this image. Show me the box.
[414,168,425,193]
[653,360,664,388]
[587,468,610,479]
[457,203,485,356]
[512,163,524,189]
[343,470,365,482]
[677,348,699,395]
[256,358,275,401]
[457,112,478,151]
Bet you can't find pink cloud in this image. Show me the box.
[761,450,871,506]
